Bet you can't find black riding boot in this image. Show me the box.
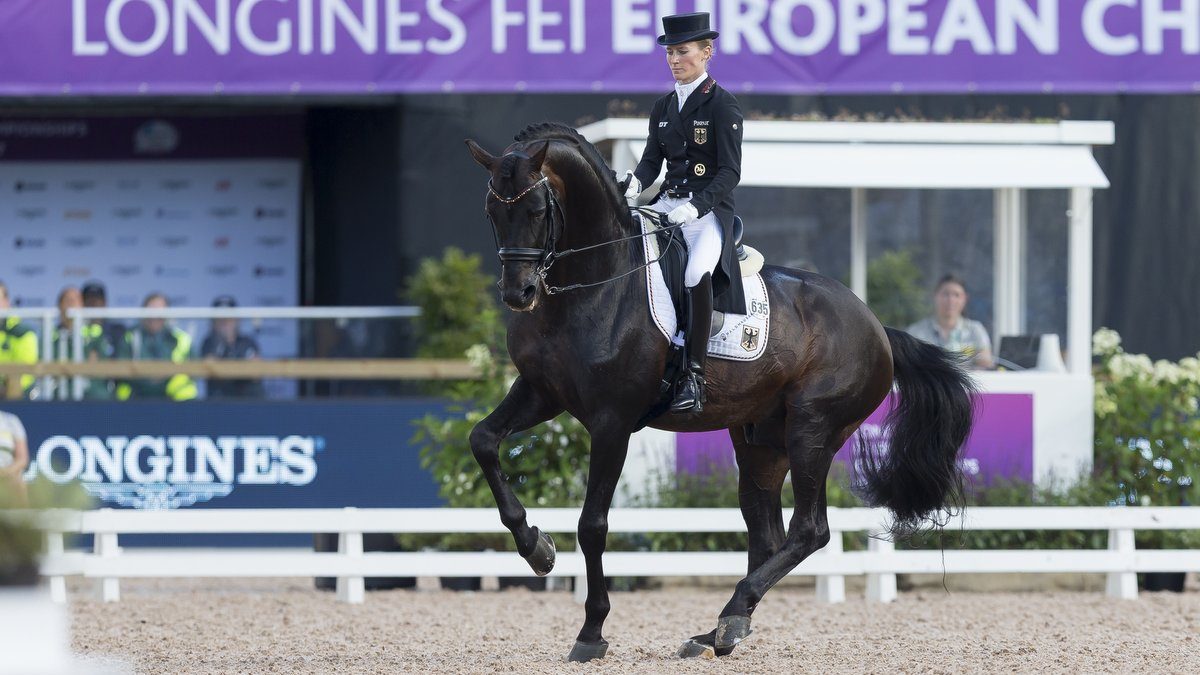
[670,273,713,414]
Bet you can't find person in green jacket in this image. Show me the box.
[116,293,197,401]
[51,285,116,400]
[0,281,38,398]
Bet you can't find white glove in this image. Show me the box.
[623,170,641,200]
[667,202,699,225]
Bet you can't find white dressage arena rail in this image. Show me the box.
[27,506,1200,605]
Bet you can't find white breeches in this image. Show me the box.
[651,196,723,287]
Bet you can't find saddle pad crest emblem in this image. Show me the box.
[741,326,760,352]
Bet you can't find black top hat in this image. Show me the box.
[658,12,719,46]
[212,295,238,308]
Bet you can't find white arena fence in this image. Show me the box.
[26,507,1200,605]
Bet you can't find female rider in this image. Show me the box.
[624,12,746,414]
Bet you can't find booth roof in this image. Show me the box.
[579,119,1113,190]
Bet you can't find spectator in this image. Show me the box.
[201,296,265,399]
[80,280,126,360]
[52,285,114,400]
[116,293,197,401]
[51,285,82,359]
[906,274,995,369]
[0,280,38,398]
[0,407,29,507]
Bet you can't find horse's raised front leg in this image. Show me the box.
[567,422,632,663]
[712,405,842,653]
[679,423,790,659]
[469,375,563,572]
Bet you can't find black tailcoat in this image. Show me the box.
[633,76,746,315]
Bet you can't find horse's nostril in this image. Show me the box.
[521,285,537,302]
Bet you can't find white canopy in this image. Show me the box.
[578,119,1111,190]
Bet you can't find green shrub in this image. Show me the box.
[1092,327,1200,508]
[630,461,865,553]
[865,249,927,328]
[405,247,504,360]
[1,478,91,585]
[406,248,591,551]
[1092,328,1200,548]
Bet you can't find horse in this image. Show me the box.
[464,122,975,662]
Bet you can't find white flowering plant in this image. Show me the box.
[1093,328,1200,514]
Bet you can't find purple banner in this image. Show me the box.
[1,2,1199,96]
[677,392,1033,483]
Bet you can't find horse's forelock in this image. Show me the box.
[497,152,525,180]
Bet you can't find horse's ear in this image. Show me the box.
[529,140,551,171]
[465,139,497,170]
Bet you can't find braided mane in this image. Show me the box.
[514,122,634,231]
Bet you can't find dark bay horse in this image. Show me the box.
[465,123,974,662]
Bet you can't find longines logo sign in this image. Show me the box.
[24,435,321,510]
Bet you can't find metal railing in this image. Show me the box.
[1,306,435,400]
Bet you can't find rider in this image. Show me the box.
[624,12,746,414]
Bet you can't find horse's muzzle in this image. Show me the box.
[500,265,540,311]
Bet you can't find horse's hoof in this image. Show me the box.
[567,639,608,662]
[677,638,715,659]
[679,629,736,658]
[522,527,555,577]
[715,615,752,651]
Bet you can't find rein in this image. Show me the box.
[486,176,686,295]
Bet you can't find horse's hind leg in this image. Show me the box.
[679,423,789,659]
[469,376,563,571]
[713,402,844,653]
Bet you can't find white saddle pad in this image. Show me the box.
[640,214,770,362]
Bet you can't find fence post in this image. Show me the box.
[94,530,120,603]
[335,508,365,604]
[1105,528,1137,600]
[815,530,845,604]
[45,531,67,604]
[865,534,897,603]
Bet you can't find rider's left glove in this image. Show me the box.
[667,202,699,225]
[622,171,642,201]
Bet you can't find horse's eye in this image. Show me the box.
[530,208,546,218]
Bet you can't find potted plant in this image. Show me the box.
[1093,328,1200,591]
[0,485,41,587]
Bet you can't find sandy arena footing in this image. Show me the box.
[69,578,1200,674]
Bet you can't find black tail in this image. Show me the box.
[855,327,976,535]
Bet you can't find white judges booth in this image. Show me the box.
[580,119,1114,487]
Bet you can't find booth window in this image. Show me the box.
[865,189,995,333]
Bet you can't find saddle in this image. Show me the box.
[656,215,764,339]
[635,212,769,429]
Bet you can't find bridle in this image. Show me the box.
[487,175,563,267]
[486,174,685,295]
